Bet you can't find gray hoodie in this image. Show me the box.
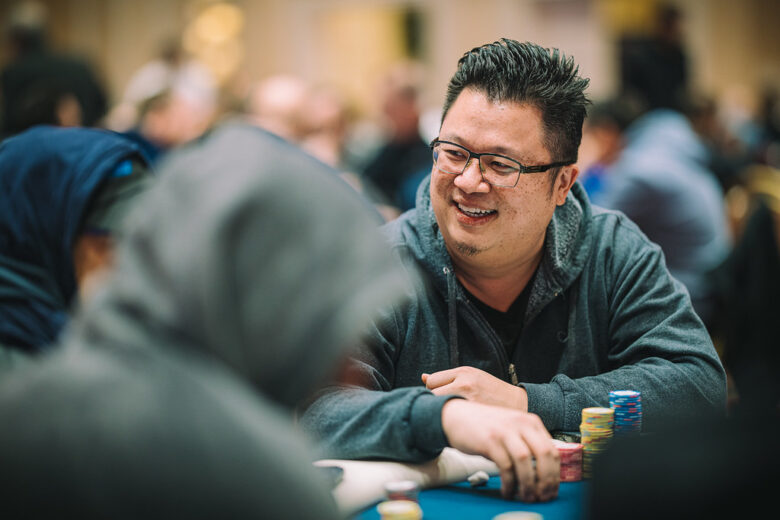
[301,176,727,462]
[0,122,407,518]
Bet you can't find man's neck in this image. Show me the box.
[452,248,543,312]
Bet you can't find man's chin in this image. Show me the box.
[453,240,481,257]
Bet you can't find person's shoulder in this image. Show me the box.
[589,204,662,253]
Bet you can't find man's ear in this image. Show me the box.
[554,165,579,206]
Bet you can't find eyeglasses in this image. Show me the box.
[430,139,574,188]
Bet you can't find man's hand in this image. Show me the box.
[422,366,528,411]
[441,399,560,502]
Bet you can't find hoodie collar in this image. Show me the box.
[413,176,592,320]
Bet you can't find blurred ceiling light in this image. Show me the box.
[183,1,245,84]
[191,2,244,44]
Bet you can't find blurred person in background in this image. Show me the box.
[585,96,730,328]
[0,1,108,140]
[577,97,637,203]
[686,94,754,193]
[757,85,780,168]
[0,126,150,368]
[361,61,432,212]
[106,38,218,164]
[0,120,407,518]
[244,74,400,221]
[300,83,350,170]
[620,3,688,112]
[246,74,311,143]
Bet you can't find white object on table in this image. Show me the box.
[314,447,500,515]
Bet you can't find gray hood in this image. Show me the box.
[69,121,408,409]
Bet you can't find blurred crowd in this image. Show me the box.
[1,1,778,416]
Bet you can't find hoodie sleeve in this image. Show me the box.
[523,215,727,432]
[299,305,459,462]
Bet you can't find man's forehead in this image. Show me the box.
[441,89,545,142]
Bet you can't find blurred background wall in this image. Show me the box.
[1,0,778,122]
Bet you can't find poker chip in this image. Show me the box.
[609,390,642,437]
[377,500,423,520]
[384,480,420,502]
[580,407,614,479]
[552,439,583,482]
[491,513,544,520]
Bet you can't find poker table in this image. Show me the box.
[317,448,587,520]
[355,476,587,520]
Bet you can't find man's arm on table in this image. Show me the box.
[423,219,727,432]
[300,315,560,501]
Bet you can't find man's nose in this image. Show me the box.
[453,157,490,193]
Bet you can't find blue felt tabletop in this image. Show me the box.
[355,476,588,520]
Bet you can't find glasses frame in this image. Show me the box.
[430,139,575,188]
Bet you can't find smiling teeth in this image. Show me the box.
[457,203,496,217]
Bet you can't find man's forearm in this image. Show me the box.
[300,385,455,462]
[524,357,726,432]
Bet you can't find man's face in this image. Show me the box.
[430,88,577,271]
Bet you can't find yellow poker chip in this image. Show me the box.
[377,500,423,520]
[492,513,544,520]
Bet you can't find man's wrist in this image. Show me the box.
[515,384,529,412]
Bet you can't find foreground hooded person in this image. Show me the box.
[0,122,408,518]
[0,125,150,362]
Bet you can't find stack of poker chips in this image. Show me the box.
[609,390,642,437]
[377,481,422,520]
[384,480,420,502]
[552,439,583,482]
[579,407,614,478]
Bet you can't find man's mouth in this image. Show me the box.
[456,202,497,218]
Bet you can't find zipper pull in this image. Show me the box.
[508,363,519,385]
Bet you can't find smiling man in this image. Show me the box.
[302,39,726,503]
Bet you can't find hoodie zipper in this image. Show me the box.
[458,294,514,383]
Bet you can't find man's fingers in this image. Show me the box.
[485,442,516,500]
[521,424,560,501]
[502,433,536,501]
[430,383,460,397]
[423,369,457,390]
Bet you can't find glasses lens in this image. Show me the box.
[433,142,468,174]
[480,154,520,186]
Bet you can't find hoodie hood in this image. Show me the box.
[0,125,146,352]
[409,175,593,319]
[67,121,408,409]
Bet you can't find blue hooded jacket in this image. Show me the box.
[0,126,146,353]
